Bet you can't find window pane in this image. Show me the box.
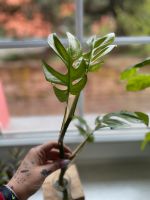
[84,0,150,37]
[0,48,66,116]
[84,44,150,114]
[0,0,75,39]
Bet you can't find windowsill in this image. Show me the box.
[0,114,149,147]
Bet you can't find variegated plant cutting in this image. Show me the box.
[42,32,149,193]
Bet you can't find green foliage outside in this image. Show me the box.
[117,0,150,36]
[0,148,26,186]
[121,58,150,150]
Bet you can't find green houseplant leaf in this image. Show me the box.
[121,57,150,91]
[95,111,149,130]
[43,34,88,102]
[87,33,116,72]
[74,116,94,142]
[66,32,82,60]
[43,32,115,102]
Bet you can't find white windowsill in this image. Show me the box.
[0,114,149,147]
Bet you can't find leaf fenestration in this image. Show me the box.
[53,86,68,102]
[43,32,115,102]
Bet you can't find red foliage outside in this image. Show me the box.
[0,0,74,38]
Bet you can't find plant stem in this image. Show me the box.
[58,95,79,186]
[70,132,93,162]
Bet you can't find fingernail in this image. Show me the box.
[60,159,70,168]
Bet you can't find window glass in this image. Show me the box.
[84,0,150,37]
[84,44,150,114]
[0,0,75,39]
[0,48,66,117]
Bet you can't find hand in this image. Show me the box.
[7,141,72,200]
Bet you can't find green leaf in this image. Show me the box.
[91,45,116,63]
[104,111,148,124]
[74,115,87,126]
[42,60,67,85]
[70,75,87,95]
[135,112,149,126]
[121,68,137,80]
[100,111,149,129]
[66,32,82,60]
[76,125,87,135]
[75,116,94,143]
[141,131,150,151]
[132,57,150,69]
[86,33,115,72]
[44,32,116,103]
[48,33,69,64]
[88,62,103,72]
[126,74,150,91]
[86,35,96,47]
[93,33,115,48]
[103,118,127,129]
[121,57,150,92]
[53,86,68,102]
[71,59,87,81]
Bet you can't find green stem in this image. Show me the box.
[70,132,93,162]
[58,95,79,186]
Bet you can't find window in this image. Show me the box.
[0,0,150,146]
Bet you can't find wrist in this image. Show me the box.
[0,185,19,200]
[7,180,27,200]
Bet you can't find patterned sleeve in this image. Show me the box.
[0,186,19,200]
[0,192,5,200]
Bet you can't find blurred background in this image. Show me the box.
[1,1,150,199]
[0,0,150,117]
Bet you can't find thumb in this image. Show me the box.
[39,159,70,178]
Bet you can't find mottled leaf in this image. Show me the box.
[53,86,68,102]
[75,116,94,143]
[67,32,82,60]
[70,75,87,95]
[93,33,115,48]
[42,60,67,85]
[48,33,69,64]
[71,59,87,81]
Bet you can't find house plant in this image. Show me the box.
[42,32,149,200]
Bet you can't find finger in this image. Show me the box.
[39,160,70,178]
[40,141,72,154]
[40,141,59,151]
[46,150,72,161]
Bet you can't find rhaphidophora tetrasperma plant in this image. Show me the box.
[42,32,149,191]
